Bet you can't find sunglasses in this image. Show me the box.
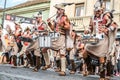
[36,17,42,19]
[96,10,101,12]
[57,8,61,10]
[57,8,64,11]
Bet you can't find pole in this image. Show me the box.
[2,0,7,28]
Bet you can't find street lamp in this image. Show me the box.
[2,0,7,28]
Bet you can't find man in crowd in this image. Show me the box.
[84,0,118,79]
[46,3,70,76]
[26,11,49,72]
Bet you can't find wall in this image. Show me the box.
[0,2,50,25]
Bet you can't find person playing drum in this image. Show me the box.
[34,11,48,33]
[84,0,118,79]
[26,11,49,72]
[11,22,22,68]
[19,27,32,67]
[14,21,23,53]
[46,3,70,76]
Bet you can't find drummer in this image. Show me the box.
[84,6,104,39]
[19,27,32,67]
[26,11,50,72]
[34,11,51,71]
[83,4,105,73]
[34,11,48,34]
[46,3,71,76]
[14,21,23,52]
[10,22,22,68]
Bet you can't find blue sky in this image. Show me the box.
[0,0,29,8]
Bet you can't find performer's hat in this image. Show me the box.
[54,3,65,10]
[33,11,42,18]
[94,0,105,11]
[54,3,74,10]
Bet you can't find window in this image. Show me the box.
[104,0,111,10]
[75,3,84,17]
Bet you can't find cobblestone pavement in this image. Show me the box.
[0,64,119,80]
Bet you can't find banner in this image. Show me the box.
[3,14,36,31]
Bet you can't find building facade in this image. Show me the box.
[0,0,120,34]
[49,0,120,33]
[0,0,50,25]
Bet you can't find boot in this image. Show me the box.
[69,60,75,74]
[19,55,24,66]
[6,52,9,63]
[54,60,61,72]
[58,57,66,76]
[99,63,105,72]
[99,67,106,79]
[83,71,89,76]
[26,53,33,67]
[11,55,17,68]
[59,71,66,76]
[82,64,88,76]
[54,67,61,72]
[106,61,112,79]
[99,78,106,80]
[41,53,50,70]
[33,56,41,72]
[41,65,51,70]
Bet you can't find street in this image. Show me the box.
[0,64,119,80]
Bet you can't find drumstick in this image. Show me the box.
[47,14,57,32]
[82,19,86,30]
[49,13,57,19]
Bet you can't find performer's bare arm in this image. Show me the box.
[84,18,93,34]
[101,13,118,34]
[63,16,70,30]
[78,43,84,50]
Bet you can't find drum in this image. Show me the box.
[38,36,51,48]
[49,32,60,40]
[82,35,99,44]
[84,38,99,44]
[19,37,33,42]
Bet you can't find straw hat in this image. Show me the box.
[94,0,104,11]
[54,3,65,10]
[33,11,42,18]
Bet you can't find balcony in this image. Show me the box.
[69,13,120,33]
[69,16,91,32]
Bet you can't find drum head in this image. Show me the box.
[39,36,51,47]
[49,32,60,39]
